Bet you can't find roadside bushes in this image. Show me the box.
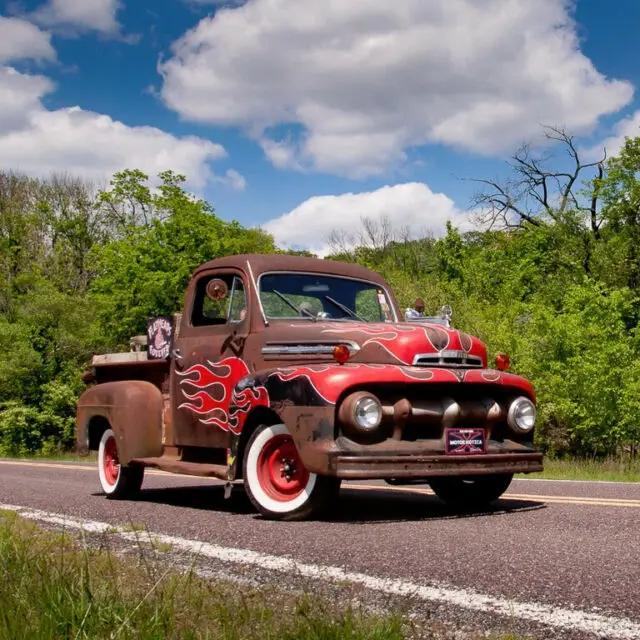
[0,279,100,456]
[485,283,640,456]
[0,169,279,456]
[0,379,80,456]
[434,248,640,457]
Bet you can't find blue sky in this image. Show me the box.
[1,0,640,255]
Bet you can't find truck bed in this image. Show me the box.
[90,351,170,388]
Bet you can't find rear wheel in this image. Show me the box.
[243,423,340,521]
[429,473,513,510]
[98,429,144,498]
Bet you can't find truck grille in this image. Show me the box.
[412,351,483,368]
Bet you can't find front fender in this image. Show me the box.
[237,364,536,473]
[76,381,164,464]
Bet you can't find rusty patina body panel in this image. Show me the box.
[77,380,165,463]
[77,253,543,490]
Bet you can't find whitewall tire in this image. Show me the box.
[97,428,144,499]
[243,423,340,520]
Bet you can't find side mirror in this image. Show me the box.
[440,304,452,319]
[206,278,228,301]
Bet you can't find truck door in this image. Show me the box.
[170,268,251,449]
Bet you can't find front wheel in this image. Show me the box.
[243,423,340,521]
[98,428,144,499]
[429,473,513,510]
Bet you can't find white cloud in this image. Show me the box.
[262,183,466,256]
[215,168,246,190]
[0,66,54,134]
[28,0,125,37]
[0,16,56,63]
[159,0,633,178]
[0,65,235,190]
[584,110,640,161]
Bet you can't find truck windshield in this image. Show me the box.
[259,273,395,322]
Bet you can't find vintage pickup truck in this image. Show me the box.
[76,253,543,520]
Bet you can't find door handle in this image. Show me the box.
[172,348,184,369]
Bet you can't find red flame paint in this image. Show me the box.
[271,363,444,404]
[287,321,485,365]
[177,357,269,434]
[269,362,533,405]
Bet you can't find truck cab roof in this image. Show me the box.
[192,253,390,287]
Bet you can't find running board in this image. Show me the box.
[132,456,227,480]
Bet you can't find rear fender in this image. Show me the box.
[76,381,164,464]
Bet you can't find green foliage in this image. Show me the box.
[0,382,78,456]
[89,170,276,343]
[0,378,79,455]
[495,283,640,454]
[422,224,640,455]
[0,168,276,455]
[4,137,640,458]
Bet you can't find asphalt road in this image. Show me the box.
[1,459,639,639]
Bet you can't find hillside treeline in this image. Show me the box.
[2,129,640,457]
[0,169,279,455]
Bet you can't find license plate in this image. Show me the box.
[445,428,486,455]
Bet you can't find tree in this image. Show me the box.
[0,166,279,454]
[90,170,277,343]
[0,172,42,315]
[597,136,640,291]
[471,126,605,235]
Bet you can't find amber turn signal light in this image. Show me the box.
[333,344,350,364]
[495,352,510,371]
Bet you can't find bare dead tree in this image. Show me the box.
[326,226,358,259]
[470,126,606,237]
[325,214,440,279]
[326,214,398,258]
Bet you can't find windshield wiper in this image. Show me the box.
[324,295,364,322]
[272,289,317,321]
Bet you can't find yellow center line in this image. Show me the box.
[504,492,640,505]
[345,483,640,508]
[0,459,177,477]
[2,460,639,508]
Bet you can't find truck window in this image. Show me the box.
[355,288,391,322]
[228,277,246,323]
[258,273,395,322]
[191,274,247,327]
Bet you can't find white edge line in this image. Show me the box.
[0,502,638,640]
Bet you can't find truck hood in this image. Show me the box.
[268,320,488,367]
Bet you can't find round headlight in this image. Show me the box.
[354,396,382,430]
[507,397,536,433]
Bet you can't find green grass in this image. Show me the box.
[31,450,98,463]
[520,457,640,482]
[0,450,98,464]
[0,511,407,640]
[0,512,534,640]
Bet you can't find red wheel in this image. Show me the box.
[98,429,144,498]
[243,424,340,520]
[102,433,120,485]
[256,434,311,502]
